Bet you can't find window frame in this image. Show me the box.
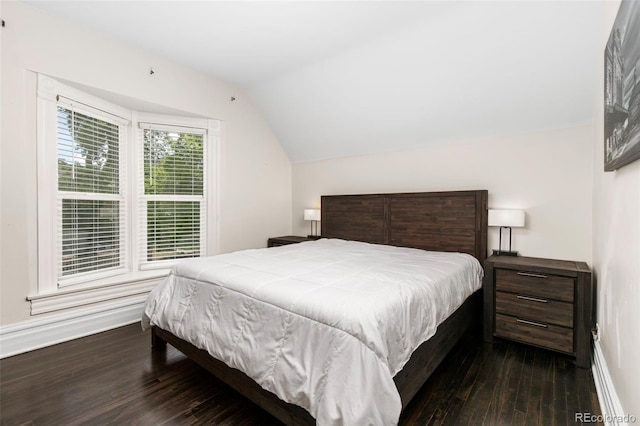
[35,75,219,300]
[134,113,212,271]
[55,100,129,287]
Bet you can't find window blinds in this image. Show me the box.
[139,127,205,263]
[56,106,125,279]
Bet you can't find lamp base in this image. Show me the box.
[492,249,519,256]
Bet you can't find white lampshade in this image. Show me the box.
[488,209,525,227]
[304,209,321,221]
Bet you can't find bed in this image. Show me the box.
[143,190,488,425]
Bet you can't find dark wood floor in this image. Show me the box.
[0,324,601,425]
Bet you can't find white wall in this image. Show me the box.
[592,1,640,417]
[293,124,593,263]
[0,2,292,326]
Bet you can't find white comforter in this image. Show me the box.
[142,239,483,425]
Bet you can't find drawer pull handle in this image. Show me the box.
[517,318,548,328]
[516,295,548,303]
[517,272,548,279]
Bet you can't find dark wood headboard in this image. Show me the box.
[321,190,488,261]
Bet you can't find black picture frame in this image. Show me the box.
[604,1,640,172]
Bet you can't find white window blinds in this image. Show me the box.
[37,75,217,295]
[139,126,206,264]
[56,106,126,281]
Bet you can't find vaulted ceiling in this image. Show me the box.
[28,1,603,163]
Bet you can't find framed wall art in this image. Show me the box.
[604,1,640,172]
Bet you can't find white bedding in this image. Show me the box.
[142,238,483,425]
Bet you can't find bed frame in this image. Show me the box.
[152,189,488,424]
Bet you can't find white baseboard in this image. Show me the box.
[592,339,634,425]
[0,296,147,359]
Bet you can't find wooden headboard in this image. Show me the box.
[321,190,488,261]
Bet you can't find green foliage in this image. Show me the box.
[56,111,206,275]
[146,201,200,261]
[61,199,120,275]
[57,107,119,194]
[144,129,203,195]
[144,129,204,261]
[57,108,122,276]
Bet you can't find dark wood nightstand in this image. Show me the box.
[267,236,315,247]
[483,255,593,368]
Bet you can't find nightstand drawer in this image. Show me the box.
[495,313,573,354]
[484,256,592,368]
[496,291,573,328]
[495,269,574,302]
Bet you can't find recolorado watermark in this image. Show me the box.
[575,412,637,423]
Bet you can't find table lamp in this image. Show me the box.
[488,209,525,256]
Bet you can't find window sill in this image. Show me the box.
[27,270,170,315]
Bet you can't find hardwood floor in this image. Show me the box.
[0,324,601,425]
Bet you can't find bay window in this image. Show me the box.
[34,75,218,307]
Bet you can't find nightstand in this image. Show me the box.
[483,255,592,368]
[267,235,315,247]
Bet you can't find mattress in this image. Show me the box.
[142,238,483,425]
